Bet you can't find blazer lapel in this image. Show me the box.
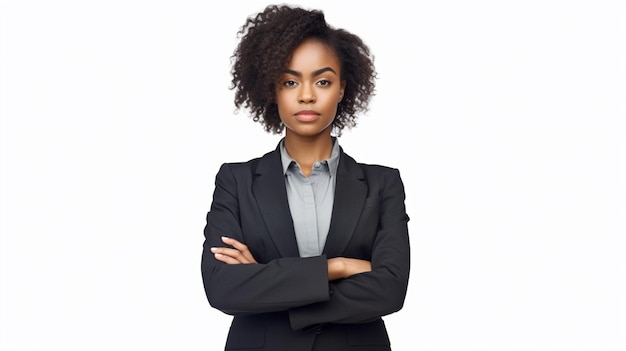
[252,147,300,258]
[323,150,367,257]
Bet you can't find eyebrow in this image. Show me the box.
[282,67,337,78]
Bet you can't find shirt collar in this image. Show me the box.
[280,137,340,177]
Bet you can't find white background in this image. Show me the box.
[1,0,624,350]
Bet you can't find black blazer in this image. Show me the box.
[201,144,410,351]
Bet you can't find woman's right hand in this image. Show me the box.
[327,257,371,281]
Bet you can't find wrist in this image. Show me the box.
[327,258,345,281]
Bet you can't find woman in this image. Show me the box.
[201,5,410,350]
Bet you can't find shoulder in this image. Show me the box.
[357,163,404,191]
[340,150,402,179]
[357,162,400,175]
[216,148,279,177]
[343,155,408,204]
[219,157,262,172]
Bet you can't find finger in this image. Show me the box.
[221,237,257,263]
[221,236,248,251]
[213,253,243,264]
[211,247,248,263]
[211,247,256,263]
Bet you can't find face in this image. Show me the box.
[275,39,346,140]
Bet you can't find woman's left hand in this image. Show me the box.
[210,236,258,264]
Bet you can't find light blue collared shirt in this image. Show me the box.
[280,138,340,257]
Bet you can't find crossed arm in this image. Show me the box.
[211,236,372,281]
[203,163,410,329]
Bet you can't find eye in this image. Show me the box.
[282,79,298,87]
[316,79,331,87]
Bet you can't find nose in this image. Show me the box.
[298,84,316,103]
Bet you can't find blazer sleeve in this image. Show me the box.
[201,163,330,315]
[288,168,410,330]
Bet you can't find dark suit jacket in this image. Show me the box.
[201,144,410,351]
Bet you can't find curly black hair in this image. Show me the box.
[230,4,377,135]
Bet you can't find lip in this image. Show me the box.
[295,110,321,122]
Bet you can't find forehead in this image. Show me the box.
[286,39,341,72]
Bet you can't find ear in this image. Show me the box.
[338,80,347,102]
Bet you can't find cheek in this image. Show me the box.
[274,92,287,114]
[275,89,294,106]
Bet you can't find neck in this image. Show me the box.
[283,132,334,175]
